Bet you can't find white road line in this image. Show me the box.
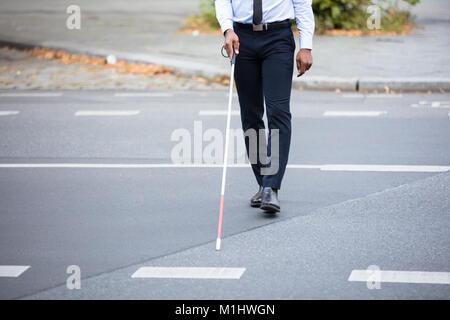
[348,270,450,285]
[366,94,403,98]
[131,267,246,279]
[342,94,403,99]
[431,102,450,109]
[431,102,440,108]
[323,111,387,117]
[342,93,364,98]
[0,92,62,97]
[114,92,173,97]
[432,101,450,105]
[412,101,450,109]
[0,163,247,168]
[0,163,448,173]
[287,164,322,169]
[199,110,240,116]
[320,164,450,172]
[0,111,20,116]
[74,110,140,116]
[0,266,30,277]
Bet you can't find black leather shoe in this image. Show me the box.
[260,187,280,213]
[250,186,263,207]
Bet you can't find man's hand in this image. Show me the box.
[296,49,313,77]
[224,29,239,61]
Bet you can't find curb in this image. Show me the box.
[359,77,450,92]
[1,39,449,92]
[293,76,450,92]
[293,76,358,91]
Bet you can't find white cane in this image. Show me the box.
[216,51,236,251]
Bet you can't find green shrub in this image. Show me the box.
[313,0,371,33]
[312,0,420,33]
[185,0,220,31]
[199,0,218,27]
[186,0,420,34]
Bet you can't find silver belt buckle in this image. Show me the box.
[252,23,267,31]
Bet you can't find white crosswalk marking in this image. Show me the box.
[366,94,402,98]
[199,110,240,116]
[0,266,30,277]
[323,111,387,117]
[0,111,20,116]
[75,110,140,116]
[432,102,440,108]
[114,92,173,97]
[0,92,62,97]
[411,101,450,109]
[342,94,402,99]
[131,267,246,279]
[320,164,450,172]
[348,270,450,285]
[342,93,364,98]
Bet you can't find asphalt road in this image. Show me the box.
[0,89,449,299]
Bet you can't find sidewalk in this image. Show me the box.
[0,0,449,91]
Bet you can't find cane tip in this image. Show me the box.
[215,238,221,251]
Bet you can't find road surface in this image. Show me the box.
[0,89,449,299]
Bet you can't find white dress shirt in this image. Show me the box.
[215,0,315,49]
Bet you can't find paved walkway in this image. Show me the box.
[0,0,449,89]
[0,47,226,90]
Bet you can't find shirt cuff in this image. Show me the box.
[299,35,313,50]
[220,20,234,36]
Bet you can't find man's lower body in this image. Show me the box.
[233,22,295,213]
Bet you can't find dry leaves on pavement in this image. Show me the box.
[23,47,173,76]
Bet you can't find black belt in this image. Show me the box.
[233,19,291,32]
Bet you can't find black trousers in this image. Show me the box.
[234,23,295,190]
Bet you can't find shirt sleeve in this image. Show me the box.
[215,0,234,35]
[292,0,315,49]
